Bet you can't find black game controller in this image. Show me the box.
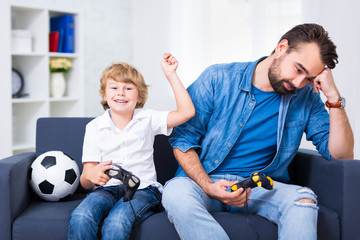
[105,163,140,202]
[231,172,274,192]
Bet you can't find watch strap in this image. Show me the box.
[325,97,345,108]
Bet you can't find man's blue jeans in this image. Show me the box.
[67,185,161,240]
[162,174,318,240]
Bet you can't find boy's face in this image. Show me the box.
[269,42,325,95]
[103,79,140,115]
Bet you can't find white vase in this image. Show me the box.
[50,72,66,98]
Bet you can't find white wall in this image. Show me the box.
[5,0,358,158]
[133,0,359,158]
[133,0,302,107]
[301,0,360,158]
[132,0,174,111]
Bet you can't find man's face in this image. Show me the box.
[268,42,325,95]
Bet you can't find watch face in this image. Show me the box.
[12,69,24,97]
[340,97,346,108]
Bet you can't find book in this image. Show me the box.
[57,29,64,52]
[49,31,59,52]
[50,14,74,53]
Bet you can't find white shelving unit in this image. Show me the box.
[0,1,83,158]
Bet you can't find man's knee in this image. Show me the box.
[162,178,186,207]
[295,187,318,208]
[296,198,316,205]
[162,177,201,211]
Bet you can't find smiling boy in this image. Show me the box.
[67,53,194,240]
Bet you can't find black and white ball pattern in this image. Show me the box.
[29,151,80,201]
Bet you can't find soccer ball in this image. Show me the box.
[29,151,80,201]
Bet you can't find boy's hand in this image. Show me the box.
[83,160,113,186]
[161,53,178,78]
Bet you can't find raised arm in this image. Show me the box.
[161,53,195,128]
[312,68,354,159]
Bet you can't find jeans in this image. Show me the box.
[162,174,318,240]
[67,185,162,240]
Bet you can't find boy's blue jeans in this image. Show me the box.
[162,174,318,240]
[67,185,161,240]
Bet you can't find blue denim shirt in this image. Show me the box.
[169,58,333,182]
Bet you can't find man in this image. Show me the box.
[162,23,354,240]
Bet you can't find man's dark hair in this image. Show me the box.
[273,23,338,69]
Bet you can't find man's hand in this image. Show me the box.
[312,68,354,159]
[312,68,340,102]
[174,148,251,207]
[205,179,251,208]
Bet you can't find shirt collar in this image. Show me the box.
[239,56,267,92]
[98,108,148,130]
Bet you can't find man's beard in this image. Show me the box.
[268,58,296,95]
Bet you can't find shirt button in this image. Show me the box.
[215,160,219,164]
[239,123,243,127]
[228,143,232,147]
[249,102,253,106]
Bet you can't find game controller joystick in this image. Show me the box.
[105,163,140,201]
[231,172,274,192]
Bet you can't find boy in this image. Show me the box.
[67,53,195,240]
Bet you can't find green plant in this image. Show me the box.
[49,58,72,72]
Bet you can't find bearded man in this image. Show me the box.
[162,23,354,240]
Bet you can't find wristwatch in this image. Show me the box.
[325,97,346,108]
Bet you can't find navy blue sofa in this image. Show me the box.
[0,117,359,240]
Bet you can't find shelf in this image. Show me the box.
[11,52,47,57]
[12,98,46,104]
[12,102,47,148]
[49,96,80,102]
[0,3,83,157]
[11,6,48,53]
[12,55,48,99]
[49,52,79,58]
[50,100,82,117]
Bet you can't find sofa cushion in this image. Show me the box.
[36,118,93,193]
[12,194,85,240]
[131,211,278,240]
[318,205,340,240]
[12,193,338,240]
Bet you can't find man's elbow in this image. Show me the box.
[333,151,354,160]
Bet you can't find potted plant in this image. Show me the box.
[49,58,72,98]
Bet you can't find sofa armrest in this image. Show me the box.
[0,152,36,240]
[293,149,360,240]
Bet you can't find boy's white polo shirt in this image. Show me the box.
[82,108,172,190]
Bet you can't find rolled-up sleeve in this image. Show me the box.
[305,93,333,161]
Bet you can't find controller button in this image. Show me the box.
[267,176,274,187]
[257,182,262,187]
[231,185,238,191]
[252,175,259,182]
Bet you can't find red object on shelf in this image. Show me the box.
[49,31,59,52]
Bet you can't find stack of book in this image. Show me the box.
[49,14,74,53]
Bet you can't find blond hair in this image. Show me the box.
[99,62,149,110]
